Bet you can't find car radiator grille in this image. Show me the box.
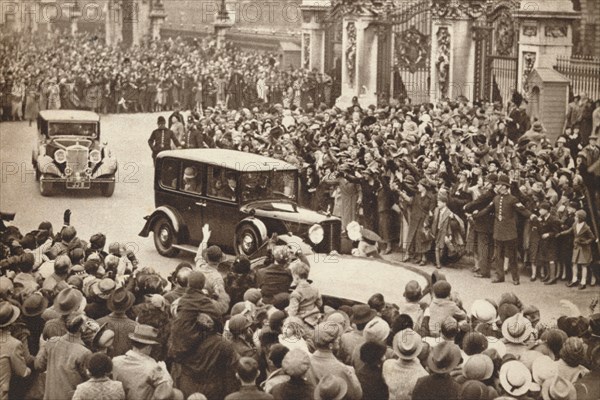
[315,220,342,253]
[67,147,89,174]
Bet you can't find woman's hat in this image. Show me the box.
[427,341,462,374]
[314,374,348,400]
[541,376,576,400]
[502,314,533,344]
[107,288,135,313]
[0,301,20,328]
[128,323,160,345]
[500,360,533,396]
[21,293,48,317]
[54,287,84,315]
[393,329,423,360]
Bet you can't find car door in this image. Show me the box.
[177,162,206,246]
[203,166,242,252]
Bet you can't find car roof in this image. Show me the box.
[39,110,100,122]
[158,149,298,172]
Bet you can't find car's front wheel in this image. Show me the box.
[153,216,180,257]
[101,182,115,197]
[235,224,261,256]
[39,178,53,197]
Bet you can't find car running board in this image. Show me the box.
[171,244,198,254]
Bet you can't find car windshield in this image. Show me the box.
[241,170,297,203]
[48,122,98,137]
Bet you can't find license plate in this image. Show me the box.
[66,180,91,189]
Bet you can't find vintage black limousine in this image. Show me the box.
[139,149,342,257]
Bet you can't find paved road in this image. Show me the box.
[1,113,597,322]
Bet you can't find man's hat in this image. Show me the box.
[128,323,160,345]
[0,302,21,328]
[496,174,511,187]
[471,299,497,324]
[228,314,252,334]
[157,116,166,124]
[500,360,533,396]
[502,314,533,344]
[54,287,84,315]
[427,341,462,373]
[393,329,423,360]
[542,376,576,400]
[91,278,116,300]
[351,304,377,325]
[462,353,494,381]
[107,288,135,313]
[314,375,348,400]
[21,293,48,317]
[282,348,311,377]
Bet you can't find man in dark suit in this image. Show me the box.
[219,173,237,201]
[464,173,498,279]
[478,174,533,285]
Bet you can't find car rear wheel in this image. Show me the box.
[101,182,115,197]
[235,224,261,256]
[39,178,53,197]
[153,216,180,257]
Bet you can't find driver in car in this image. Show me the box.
[182,167,200,193]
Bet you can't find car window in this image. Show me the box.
[160,159,179,189]
[241,170,297,203]
[48,122,98,137]
[207,166,237,201]
[181,162,203,195]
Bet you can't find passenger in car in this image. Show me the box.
[219,173,237,200]
[182,167,200,193]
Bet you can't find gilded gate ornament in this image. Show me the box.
[435,27,451,98]
[494,9,515,56]
[346,22,357,87]
[394,26,429,73]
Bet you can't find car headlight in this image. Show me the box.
[64,166,73,176]
[54,149,66,164]
[89,149,101,164]
[308,224,324,245]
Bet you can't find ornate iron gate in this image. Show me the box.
[323,18,343,103]
[482,4,519,106]
[389,0,432,104]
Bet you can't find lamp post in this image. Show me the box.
[213,0,233,49]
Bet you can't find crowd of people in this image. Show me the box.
[2,27,600,400]
[1,208,599,400]
[0,32,337,122]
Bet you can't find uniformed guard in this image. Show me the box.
[148,116,181,165]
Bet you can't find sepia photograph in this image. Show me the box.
[0,0,599,399]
